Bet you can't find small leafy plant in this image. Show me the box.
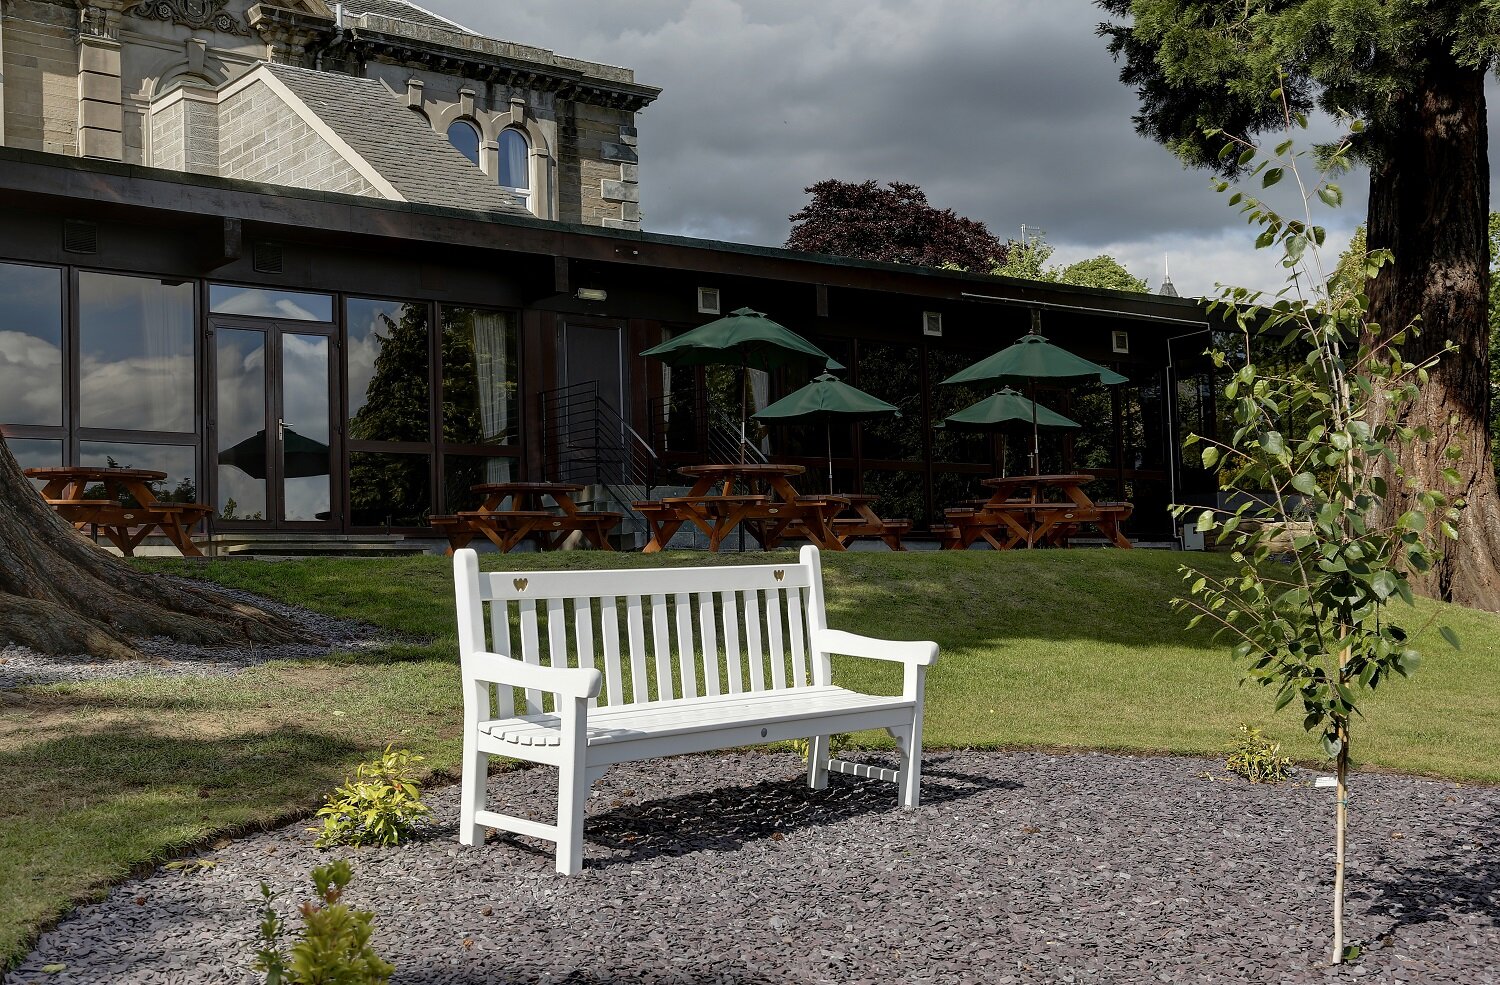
[313,746,430,848]
[789,733,853,762]
[255,859,394,985]
[1225,725,1293,783]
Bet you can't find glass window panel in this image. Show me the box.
[347,298,431,442]
[214,328,267,521]
[448,121,480,166]
[350,452,431,527]
[926,347,994,466]
[281,333,332,522]
[856,343,922,461]
[209,285,332,322]
[931,471,987,523]
[0,262,63,426]
[1068,382,1116,470]
[1122,373,1167,471]
[7,437,63,491]
[443,454,517,513]
[442,307,519,446]
[79,272,195,432]
[861,469,924,529]
[78,441,197,506]
[498,129,529,189]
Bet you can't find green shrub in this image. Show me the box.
[255,859,394,985]
[312,746,430,848]
[1225,725,1293,784]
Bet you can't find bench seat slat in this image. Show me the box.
[650,594,672,702]
[572,597,596,708]
[600,595,622,708]
[478,685,912,747]
[766,590,787,690]
[626,595,648,703]
[674,592,696,699]
[698,593,721,696]
[787,588,808,688]
[518,600,543,715]
[743,590,765,692]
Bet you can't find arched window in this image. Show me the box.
[446,121,480,166]
[498,128,532,213]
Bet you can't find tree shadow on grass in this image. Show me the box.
[0,725,363,967]
[1358,803,1500,938]
[481,751,1012,871]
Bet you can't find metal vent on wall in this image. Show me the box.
[697,286,720,315]
[923,311,943,337]
[63,220,97,255]
[253,242,284,274]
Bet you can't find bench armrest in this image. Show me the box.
[466,650,603,699]
[811,629,939,667]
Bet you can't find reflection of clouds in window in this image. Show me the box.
[214,330,267,519]
[79,441,197,504]
[280,334,331,521]
[447,121,481,165]
[209,285,332,322]
[79,272,195,432]
[0,331,63,426]
[0,262,63,426]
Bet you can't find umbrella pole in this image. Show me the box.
[826,419,834,494]
[739,358,749,466]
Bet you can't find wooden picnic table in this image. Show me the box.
[634,463,848,553]
[936,473,1133,550]
[25,466,210,557]
[430,481,621,554]
[772,493,910,551]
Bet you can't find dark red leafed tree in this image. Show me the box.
[786,179,1006,271]
[0,436,297,658]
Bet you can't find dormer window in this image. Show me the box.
[498,128,532,213]
[447,120,480,166]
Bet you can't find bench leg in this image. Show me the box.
[459,736,488,847]
[555,697,590,875]
[806,734,830,790]
[887,722,924,809]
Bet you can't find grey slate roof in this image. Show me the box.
[338,0,475,33]
[264,63,527,216]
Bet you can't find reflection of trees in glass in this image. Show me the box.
[862,469,924,528]
[1070,382,1115,471]
[927,348,991,465]
[857,343,922,461]
[442,308,517,446]
[1121,375,1166,471]
[442,455,515,513]
[348,303,429,443]
[349,453,430,527]
[931,471,985,523]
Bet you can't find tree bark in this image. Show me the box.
[1365,52,1500,611]
[0,438,301,658]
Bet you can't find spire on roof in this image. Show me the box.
[1158,253,1180,297]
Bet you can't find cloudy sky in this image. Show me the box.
[439,0,1497,298]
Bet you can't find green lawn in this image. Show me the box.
[3,547,1498,967]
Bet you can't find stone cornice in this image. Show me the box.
[341,26,661,112]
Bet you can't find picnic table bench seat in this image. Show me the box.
[454,545,938,874]
[430,509,622,554]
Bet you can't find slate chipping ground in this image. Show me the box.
[8,750,1498,984]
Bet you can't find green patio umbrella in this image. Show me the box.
[753,373,901,492]
[935,388,1079,478]
[941,331,1126,475]
[640,307,841,462]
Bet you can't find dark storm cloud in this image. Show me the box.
[437,0,1495,297]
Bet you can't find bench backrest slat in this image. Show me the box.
[765,589,786,690]
[600,595,622,706]
[518,600,544,715]
[698,593,720,696]
[458,553,826,713]
[673,592,695,699]
[720,590,743,695]
[626,595,648,703]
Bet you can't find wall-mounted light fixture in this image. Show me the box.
[575,288,608,302]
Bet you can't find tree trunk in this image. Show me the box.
[1365,52,1500,611]
[0,438,301,659]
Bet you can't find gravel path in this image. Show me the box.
[0,578,387,690]
[8,750,1497,984]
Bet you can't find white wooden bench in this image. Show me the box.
[453,545,938,874]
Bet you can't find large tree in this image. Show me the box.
[1098,0,1500,610]
[785,179,1006,271]
[0,438,297,659]
[992,230,1150,292]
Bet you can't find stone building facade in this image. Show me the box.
[0,0,657,227]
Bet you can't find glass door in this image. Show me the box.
[212,320,338,529]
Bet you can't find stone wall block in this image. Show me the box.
[600,141,638,164]
[600,178,638,203]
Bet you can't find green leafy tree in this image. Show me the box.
[1177,118,1460,966]
[1099,0,1500,611]
[991,231,1148,292]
